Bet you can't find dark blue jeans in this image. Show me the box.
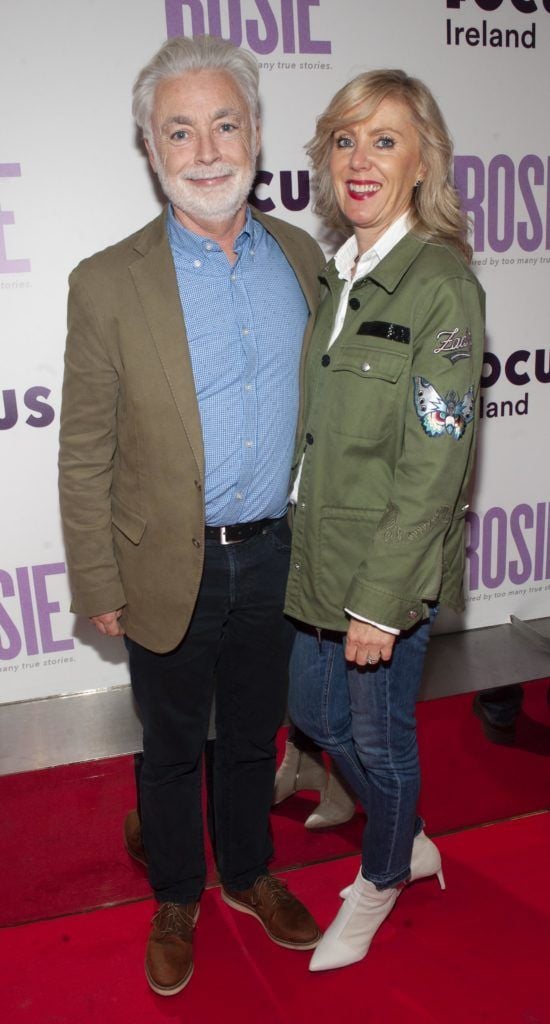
[126,518,293,904]
[289,610,436,889]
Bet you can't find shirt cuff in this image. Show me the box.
[345,609,401,635]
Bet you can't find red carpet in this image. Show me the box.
[1,680,549,928]
[1,814,548,1024]
[416,677,550,833]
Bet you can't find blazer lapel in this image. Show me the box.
[129,213,204,471]
[252,208,319,316]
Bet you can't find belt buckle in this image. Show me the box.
[220,526,230,545]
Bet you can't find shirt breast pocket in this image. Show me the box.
[330,343,408,441]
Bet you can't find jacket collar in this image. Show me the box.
[131,205,319,315]
[322,231,427,295]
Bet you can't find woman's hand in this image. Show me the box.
[344,620,396,667]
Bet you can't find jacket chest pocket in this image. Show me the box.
[330,343,408,440]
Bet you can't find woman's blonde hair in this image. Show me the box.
[307,69,471,262]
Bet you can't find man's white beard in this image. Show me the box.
[156,160,256,224]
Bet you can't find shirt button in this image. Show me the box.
[236,492,243,500]
[230,273,236,281]
[205,243,213,251]
[408,609,418,620]
[242,328,249,336]
[362,362,371,373]
[245,383,252,391]
[193,259,202,268]
[321,354,331,367]
[306,433,314,445]
[349,297,360,310]
[192,537,201,548]
[245,440,253,448]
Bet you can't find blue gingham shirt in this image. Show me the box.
[168,206,309,526]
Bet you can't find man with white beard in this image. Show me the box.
[59,35,324,996]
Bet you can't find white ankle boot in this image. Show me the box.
[339,830,445,899]
[272,740,327,805]
[305,765,356,829]
[309,869,399,971]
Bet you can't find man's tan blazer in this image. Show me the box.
[59,207,325,652]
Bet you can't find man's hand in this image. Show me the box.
[90,609,125,637]
[344,620,395,668]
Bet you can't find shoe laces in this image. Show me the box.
[153,902,196,938]
[252,875,293,908]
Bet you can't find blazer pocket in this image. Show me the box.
[111,495,147,545]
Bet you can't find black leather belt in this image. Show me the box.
[204,517,279,545]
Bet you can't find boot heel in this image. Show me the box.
[338,830,446,899]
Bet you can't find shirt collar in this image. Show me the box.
[167,203,255,257]
[334,212,411,282]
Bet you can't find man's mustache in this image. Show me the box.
[179,165,236,181]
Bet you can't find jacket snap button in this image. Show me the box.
[362,362,371,372]
[321,354,330,366]
[306,432,314,445]
[408,609,418,619]
[349,297,360,310]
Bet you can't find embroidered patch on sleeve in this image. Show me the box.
[413,376,475,441]
[433,327,472,362]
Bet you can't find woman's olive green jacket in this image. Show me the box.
[285,231,485,633]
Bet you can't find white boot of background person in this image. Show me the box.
[273,738,327,805]
[305,762,356,829]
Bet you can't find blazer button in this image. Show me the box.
[192,538,201,548]
[349,297,360,310]
[194,479,202,491]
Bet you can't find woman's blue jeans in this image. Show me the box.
[289,610,436,890]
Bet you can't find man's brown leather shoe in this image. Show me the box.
[123,810,148,867]
[145,902,199,996]
[221,874,321,949]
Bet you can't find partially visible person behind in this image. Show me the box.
[473,685,524,744]
[284,69,485,971]
[273,725,357,829]
[59,34,325,998]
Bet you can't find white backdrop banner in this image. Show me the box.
[2,0,549,702]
